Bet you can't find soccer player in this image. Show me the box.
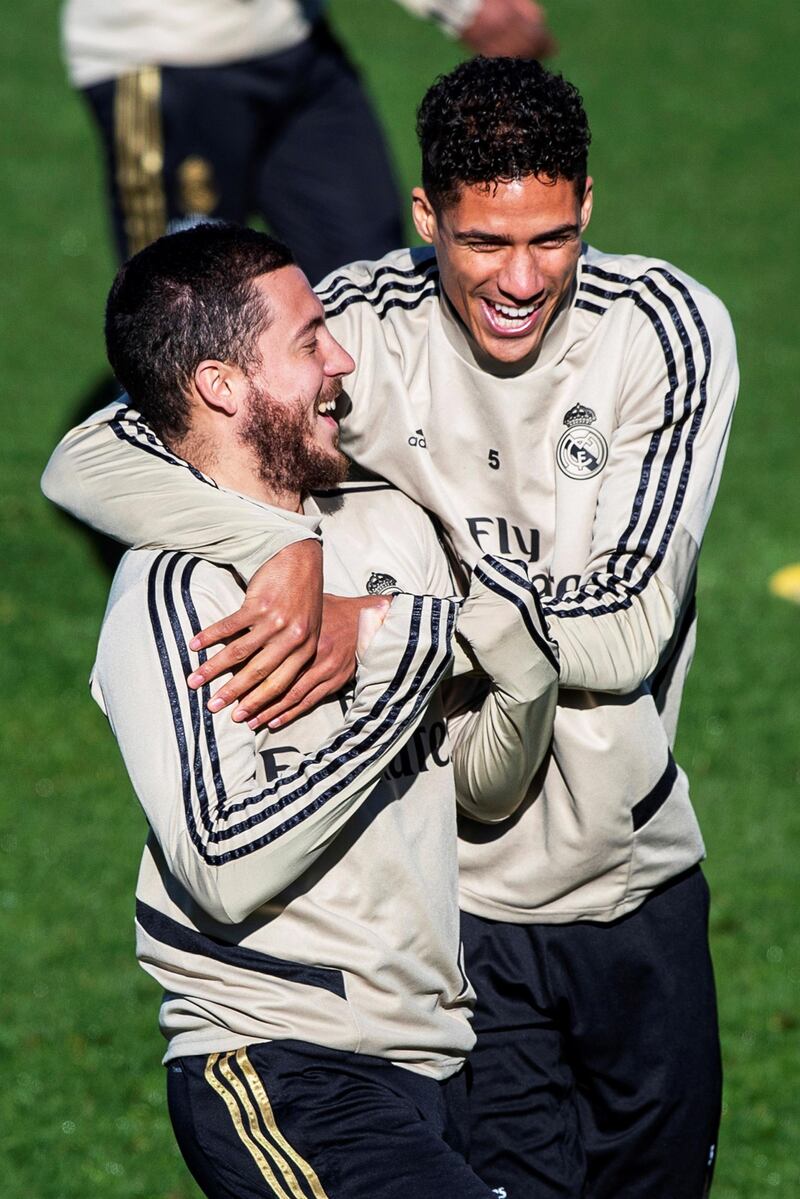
[62,0,555,281]
[42,59,739,1198]
[75,222,558,1199]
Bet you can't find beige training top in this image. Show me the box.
[43,243,738,924]
[91,484,557,1072]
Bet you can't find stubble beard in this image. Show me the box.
[240,378,349,498]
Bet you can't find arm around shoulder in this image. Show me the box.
[41,401,318,579]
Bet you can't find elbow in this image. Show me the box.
[40,452,67,509]
[201,876,274,926]
[464,801,524,826]
[457,774,530,824]
[177,875,240,926]
[171,832,306,925]
[170,860,259,926]
[210,897,256,926]
[179,886,257,927]
[194,870,288,926]
[603,649,661,695]
[610,621,675,693]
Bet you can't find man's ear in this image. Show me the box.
[411,188,438,245]
[193,359,244,416]
[580,177,594,233]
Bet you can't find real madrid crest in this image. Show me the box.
[366,571,400,596]
[556,403,608,480]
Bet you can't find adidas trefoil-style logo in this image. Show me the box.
[556,403,608,480]
[408,428,427,448]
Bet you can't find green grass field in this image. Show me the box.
[1,1,798,1195]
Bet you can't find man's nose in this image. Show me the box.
[324,334,355,378]
[498,250,545,302]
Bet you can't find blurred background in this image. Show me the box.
[1,1,798,1196]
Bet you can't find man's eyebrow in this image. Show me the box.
[292,314,324,342]
[531,223,582,243]
[452,222,581,245]
[452,229,513,245]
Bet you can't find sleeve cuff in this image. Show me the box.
[396,0,482,38]
[235,524,321,584]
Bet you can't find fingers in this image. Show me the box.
[217,644,319,718]
[190,588,366,725]
[187,613,318,693]
[462,0,557,58]
[188,608,255,653]
[187,633,280,690]
[240,659,353,730]
[248,682,339,732]
[186,632,316,714]
[251,600,390,730]
[243,596,384,726]
[242,638,360,730]
[187,534,325,696]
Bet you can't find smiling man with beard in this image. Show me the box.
[239,372,344,498]
[69,223,558,1199]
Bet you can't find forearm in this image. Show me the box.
[102,577,456,925]
[449,687,556,823]
[448,555,558,822]
[41,401,317,578]
[544,284,738,692]
[545,568,683,693]
[193,595,456,920]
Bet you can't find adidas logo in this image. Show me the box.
[408,428,427,448]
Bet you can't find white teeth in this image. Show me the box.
[490,301,536,318]
[317,398,336,414]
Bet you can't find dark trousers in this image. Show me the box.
[458,867,722,1198]
[167,1039,492,1199]
[82,20,403,283]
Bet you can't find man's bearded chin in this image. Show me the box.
[240,380,349,498]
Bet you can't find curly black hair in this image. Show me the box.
[417,57,591,211]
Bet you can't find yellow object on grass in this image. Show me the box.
[769,564,800,605]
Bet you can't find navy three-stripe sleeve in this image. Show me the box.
[545,265,738,693]
[446,555,559,823]
[96,553,457,925]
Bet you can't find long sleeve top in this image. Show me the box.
[91,484,557,1071]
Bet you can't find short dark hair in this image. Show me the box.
[105,223,294,440]
[417,57,591,212]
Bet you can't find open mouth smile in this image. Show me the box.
[316,394,340,428]
[481,296,546,337]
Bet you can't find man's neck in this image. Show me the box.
[211,463,303,513]
[169,432,302,513]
